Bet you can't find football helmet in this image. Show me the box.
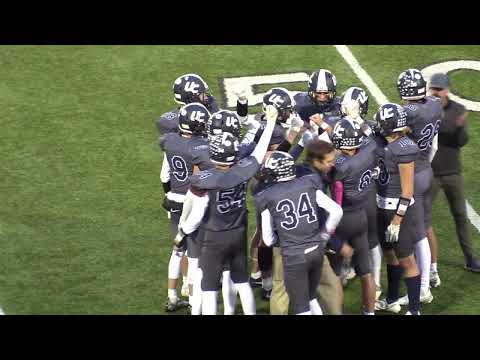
[397,69,427,101]
[332,117,364,150]
[209,132,239,166]
[177,102,210,135]
[308,69,337,105]
[374,103,408,137]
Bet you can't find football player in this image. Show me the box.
[235,87,304,298]
[159,102,213,312]
[156,74,219,135]
[396,69,442,306]
[331,117,378,314]
[255,151,343,315]
[374,103,422,315]
[295,69,342,126]
[175,105,278,315]
[264,140,348,315]
[340,87,383,299]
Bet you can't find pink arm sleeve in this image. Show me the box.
[332,180,344,207]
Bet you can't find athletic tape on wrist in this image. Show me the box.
[396,197,411,217]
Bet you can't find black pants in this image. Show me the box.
[199,227,249,291]
[336,209,371,276]
[377,201,420,259]
[283,246,324,314]
[432,173,475,260]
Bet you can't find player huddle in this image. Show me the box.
[157,68,442,315]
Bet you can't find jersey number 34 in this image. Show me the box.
[276,192,317,230]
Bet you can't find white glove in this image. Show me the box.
[289,113,304,133]
[309,120,320,135]
[234,88,248,104]
[385,223,400,243]
[320,231,331,242]
[298,129,314,147]
[265,105,278,123]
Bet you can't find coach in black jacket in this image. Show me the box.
[429,72,480,278]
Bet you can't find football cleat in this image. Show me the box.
[375,298,402,314]
[405,310,421,315]
[261,289,272,301]
[465,256,480,273]
[397,288,433,306]
[249,276,262,288]
[430,270,441,288]
[165,298,190,312]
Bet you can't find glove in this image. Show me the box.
[162,195,183,212]
[385,223,401,243]
[298,129,314,147]
[265,105,278,123]
[289,113,304,133]
[234,88,248,104]
[320,231,331,242]
[174,227,187,247]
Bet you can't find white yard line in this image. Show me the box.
[334,44,480,233]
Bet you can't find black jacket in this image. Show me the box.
[432,99,469,176]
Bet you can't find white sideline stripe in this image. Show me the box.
[466,202,480,233]
[334,44,480,233]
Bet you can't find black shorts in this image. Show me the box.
[377,201,420,259]
[335,209,371,277]
[283,246,324,314]
[366,189,379,250]
[199,227,249,291]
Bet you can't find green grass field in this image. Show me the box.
[1,45,479,314]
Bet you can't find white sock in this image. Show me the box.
[234,282,256,315]
[187,258,199,289]
[201,291,218,315]
[250,271,261,280]
[309,299,323,315]
[168,250,183,280]
[431,262,438,273]
[168,288,177,302]
[262,276,273,291]
[221,271,238,315]
[186,257,199,307]
[191,268,203,315]
[415,238,431,293]
[182,276,188,286]
[363,311,375,315]
[369,245,382,289]
[296,311,312,315]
